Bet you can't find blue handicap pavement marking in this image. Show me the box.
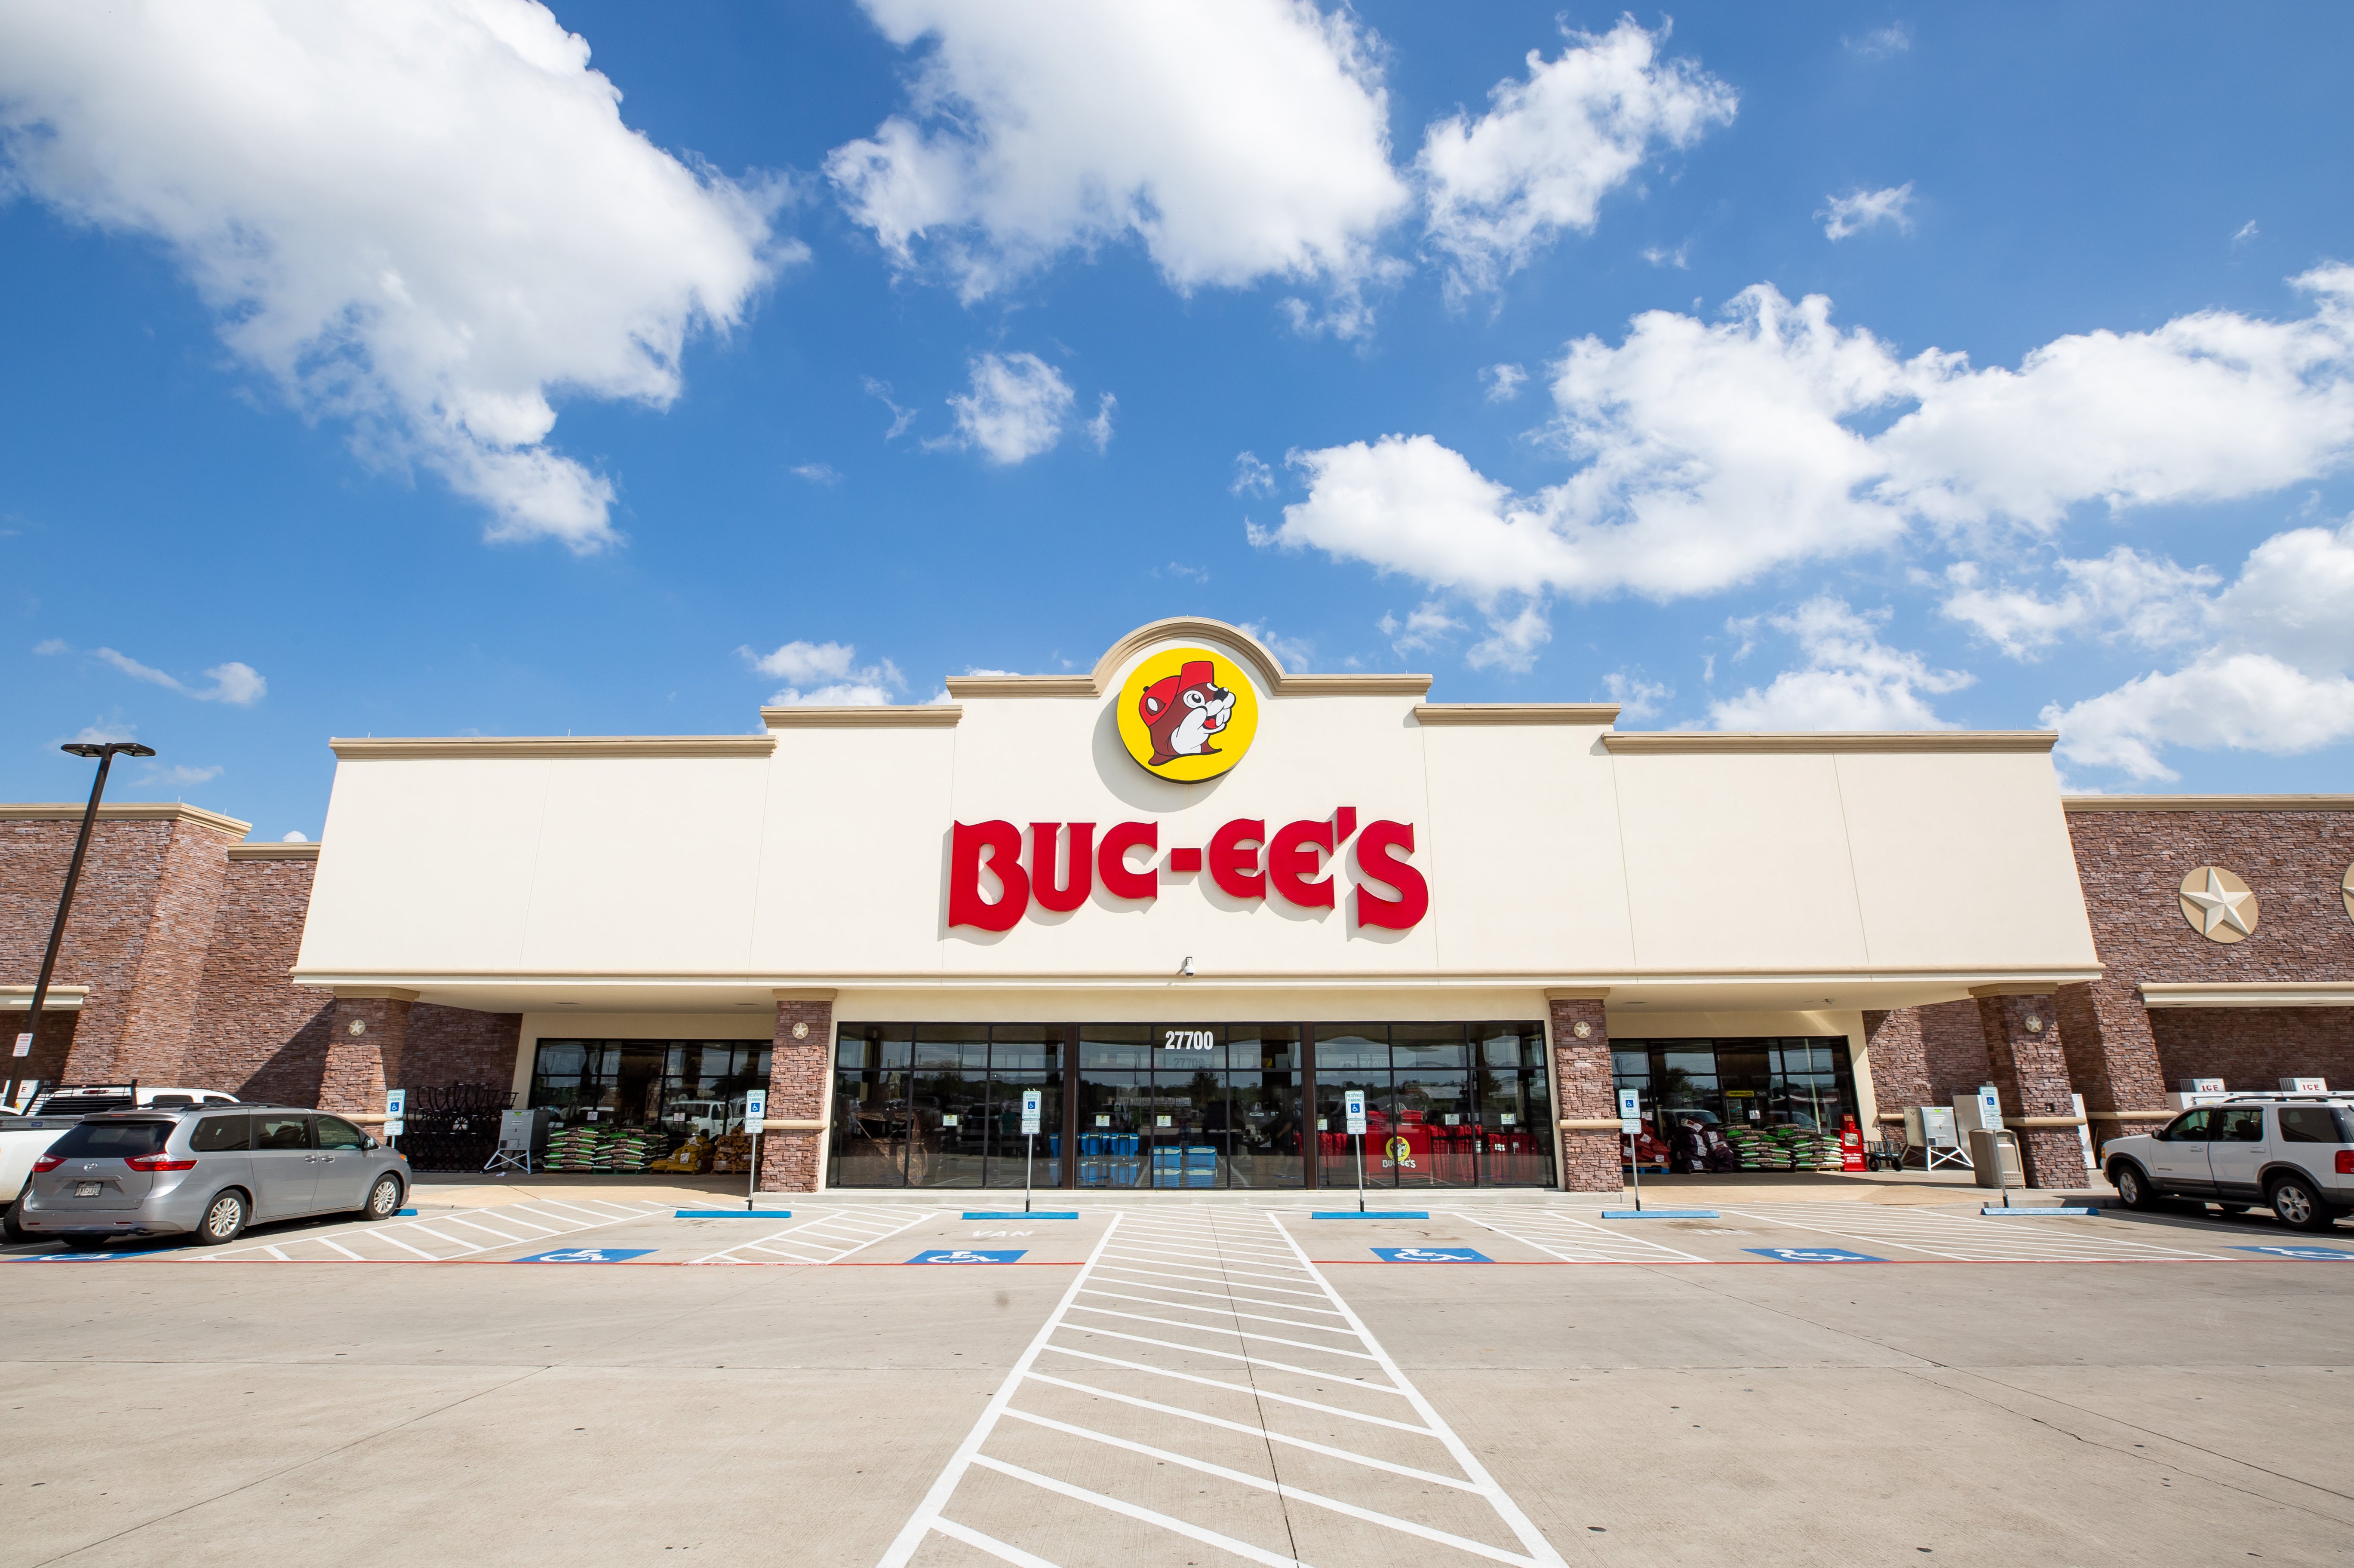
[909,1249,1028,1264]
[1744,1246,1885,1263]
[2235,1245,2354,1261]
[511,1247,657,1264]
[1371,1246,1491,1263]
[8,1251,128,1261]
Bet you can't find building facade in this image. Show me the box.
[7,620,2350,1192]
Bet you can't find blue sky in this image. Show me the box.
[4,1,2353,841]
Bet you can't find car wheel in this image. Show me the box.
[2112,1163,2157,1210]
[61,1236,107,1252]
[360,1174,403,1221]
[193,1189,249,1246]
[2,1200,28,1244]
[2268,1174,2335,1232]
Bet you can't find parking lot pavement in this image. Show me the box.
[3,1200,2352,1566]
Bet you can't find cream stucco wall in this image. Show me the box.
[296,620,2100,1019]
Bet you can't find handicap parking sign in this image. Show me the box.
[1743,1246,1883,1263]
[511,1248,656,1264]
[908,1249,1026,1264]
[2234,1245,2354,1261]
[1371,1247,1490,1263]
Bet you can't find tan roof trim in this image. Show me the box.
[1417,703,1620,726]
[0,802,251,837]
[2064,795,2354,813]
[943,676,1097,699]
[1275,675,1435,696]
[0,985,89,1011]
[1603,730,2058,755]
[227,843,320,861]
[761,706,963,728]
[2139,982,2354,1009]
[332,736,776,759]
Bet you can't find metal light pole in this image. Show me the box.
[14,742,155,1072]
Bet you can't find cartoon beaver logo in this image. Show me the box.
[1115,646,1258,782]
[1138,660,1235,766]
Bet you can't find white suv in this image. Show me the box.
[2104,1095,2354,1231]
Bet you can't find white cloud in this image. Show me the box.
[1237,620,1312,672]
[1156,562,1210,584]
[1603,670,1672,722]
[281,830,309,844]
[741,639,907,706]
[33,638,66,655]
[1467,602,1553,672]
[941,352,1074,464]
[2044,655,2354,781]
[1711,598,1970,730]
[1846,25,1912,58]
[1231,451,1275,496]
[1640,242,1688,269]
[790,463,843,485]
[1822,183,1915,240]
[1941,549,2219,658]
[1418,20,1736,298]
[2233,220,2259,247]
[1480,363,1527,402]
[65,722,137,746]
[2034,516,2354,778]
[1379,601,1463,654]
[1085,392,1116,453]
[827,0,1408,322]
[146,762,224,787]
[88,646,267,705]
[864,377,918,439]
[1257,269,2354,667]
[0,0,787,552]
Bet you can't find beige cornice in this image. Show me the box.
[227,843,320,861]
[331,736,776,759]
[1544,987,1613,1001]
[771,988,840,1003]
[760,706,963,728]
[2139,982,2354,1009]
[2064,794,2354,813]
[1968,983,2057,998]
[943,675,1097,699]
[0,985,89,1011]
[1275,675,1434,696]
[1417,703,1620,726]
[331,986,420,1003]
[0,802,251,837]
[1603,730,2058,755]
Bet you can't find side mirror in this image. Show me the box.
[363,1135,381,1150]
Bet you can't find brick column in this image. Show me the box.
[1548,991,1621,1194]
[1862,1009,1932,1141]
[1973,989,2081,1189]
[759,990,835,1194]
[2054,980,2173,1152]
[321,990,415,1116]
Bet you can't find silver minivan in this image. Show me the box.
[15,1105,409,1249]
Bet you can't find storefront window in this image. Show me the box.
[828,1021,1549,1190]
[527,1039,772,1173]
[1612,1037,1859,1173]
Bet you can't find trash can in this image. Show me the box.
[1968,1128,2022,1189]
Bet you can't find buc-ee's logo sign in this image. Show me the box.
[949,647,1426,934]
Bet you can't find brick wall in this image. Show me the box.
[187,853,335,1102]
[760,994,834,1193]
[0,808,246,1082]
[1861,1009,1930,1124]
[2068,806,2354,1093]
[1920,998,1993,1104]
[1548,996,1621,1194]
[405,1003,524,1088]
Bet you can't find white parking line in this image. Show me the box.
[1450,1207,1708,1263]
[187,1197,673,1263]
[687,1206,940,1266]
[1718,1202,2235,1262]
[878,1208,1567,1568]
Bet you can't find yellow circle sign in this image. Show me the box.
[1116,646,1258,782]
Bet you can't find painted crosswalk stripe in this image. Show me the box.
[878,1208,1567,1568]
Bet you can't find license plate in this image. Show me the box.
[74,1181,103,1197]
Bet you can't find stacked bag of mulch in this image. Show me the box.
[543,1125,610,1171]
[593,1127,673,1172]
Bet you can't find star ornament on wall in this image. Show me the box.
[2179,866,2259,943]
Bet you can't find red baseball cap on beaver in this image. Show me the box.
[1139,659,1217,721]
